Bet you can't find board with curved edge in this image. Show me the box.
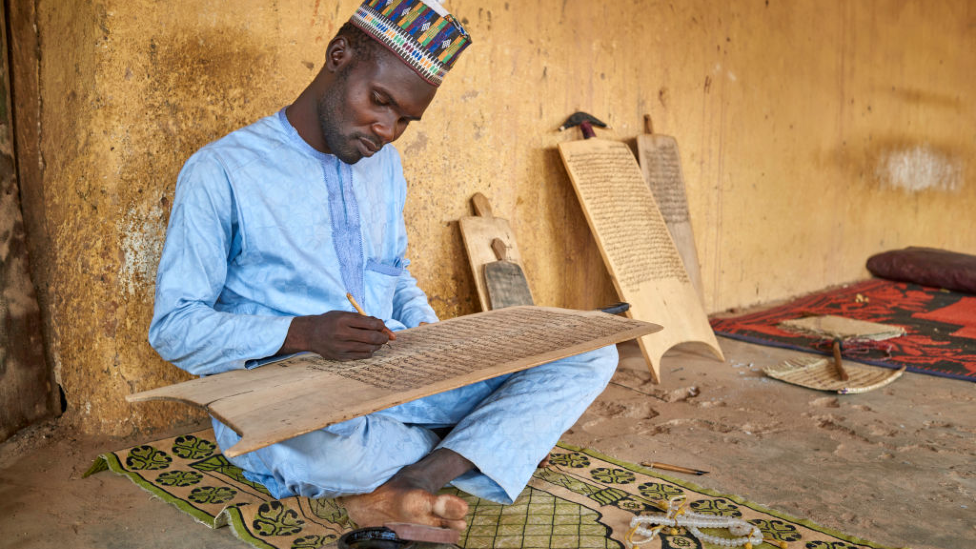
[128,306,660,457]
[557,137,724,382]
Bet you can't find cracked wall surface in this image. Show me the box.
[7,0,976,436]
[0,3,55,441]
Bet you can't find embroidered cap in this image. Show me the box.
[350,0,472,86]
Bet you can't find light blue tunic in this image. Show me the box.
[149,109,618,504]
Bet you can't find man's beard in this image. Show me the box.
[316,75,378,164]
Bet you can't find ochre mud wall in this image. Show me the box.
[0,4,56,441]
[9,0,975,435]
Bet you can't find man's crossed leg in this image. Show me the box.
[216,345,618,530]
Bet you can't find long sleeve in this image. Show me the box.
[148,153,292,376]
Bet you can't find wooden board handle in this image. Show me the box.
[471,193,493,218]
[831,340,850,381]
[490,238,507,261]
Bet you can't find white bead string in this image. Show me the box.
[625,496,773,549]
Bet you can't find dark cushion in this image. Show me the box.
[867,247,976,294]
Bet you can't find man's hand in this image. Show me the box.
[279,311,393,361]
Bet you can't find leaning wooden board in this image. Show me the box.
[128,306,660,457]
[458,194,534,311]
[484,237,534,309]
[637,131,705,304]
[557,138,724,382]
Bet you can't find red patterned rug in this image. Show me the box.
[710,279,976,382]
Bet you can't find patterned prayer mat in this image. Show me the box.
[710,279,976,382]
[86,430,895,549]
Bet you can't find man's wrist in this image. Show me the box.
[279,316,308,355]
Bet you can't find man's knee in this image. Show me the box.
[585,344,620,386]
[552,344,618,388]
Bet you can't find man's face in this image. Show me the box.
[317,49,437,164]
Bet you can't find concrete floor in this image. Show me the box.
[0,337,973,549]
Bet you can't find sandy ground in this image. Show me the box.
[0,337,973,549]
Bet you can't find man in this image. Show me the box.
[149,0,618,532]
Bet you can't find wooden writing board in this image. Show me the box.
[459,194,534,311]
[484,238,533,309]
[637,132,705,304]
[557,138,724,382]
[778,315,906,341]
[128,306,660,457]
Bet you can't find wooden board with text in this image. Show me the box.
[128,306,660,457]
[637,131,705,304]
[557,138,724,382]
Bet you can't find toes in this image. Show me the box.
[441,518,467,531]
[432,494,469,520]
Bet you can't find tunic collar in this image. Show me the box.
[276,107,338,163]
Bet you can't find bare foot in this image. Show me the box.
[538,455,551,468]
[339,449,473,532]
[340,476,469,531]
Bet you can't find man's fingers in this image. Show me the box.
[337,315,393,344]
[299,311,395,360]
[329,340,383,361]
[309,311,393,359]
[343,312,388,331]
[343,326,391,345]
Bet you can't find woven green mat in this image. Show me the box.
[85,430,896,549]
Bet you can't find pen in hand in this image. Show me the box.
[346,293,396,343]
